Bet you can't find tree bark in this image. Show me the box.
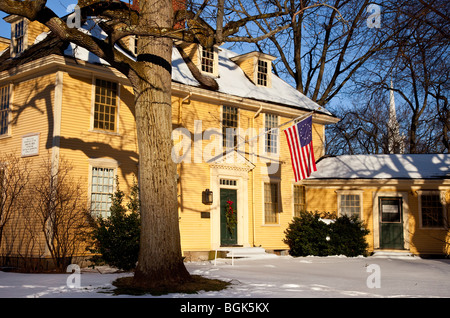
[130,0,191,288]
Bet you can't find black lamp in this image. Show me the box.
[202,189,213,205]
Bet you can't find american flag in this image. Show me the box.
[284,116,317,181]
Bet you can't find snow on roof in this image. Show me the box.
[60,18,331,116]
[172,47,331,115]
[309,154,450,179]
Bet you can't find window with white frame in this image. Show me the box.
[420,191,445,228]
[12,19,25,55]
[93,79,118,132]
[222,105,238,149]
[338,192,362,218]
[201,46,215,74]
[257,59,268,86]
[90,167,115,218]
[264,182,279,224]
[0,85,10,136]
[265,113,278,154]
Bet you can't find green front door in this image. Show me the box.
[220,188,238,246]
[379,197,404,249]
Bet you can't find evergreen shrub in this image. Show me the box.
[283,211,370,257]
[89,179,140,271]
[283,211,331,256]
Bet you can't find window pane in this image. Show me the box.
[222,106,238,148]
[94,79,117,132]
[265,183,278,223]
[201,47,215,73]
[340,194,360,218]
[257,60,268,86]
[91,167,115,218]
[421,194,443,227]
[265,113,278,153]
[0,86,9,135]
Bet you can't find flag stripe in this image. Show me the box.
[284,116,317,181]
[284,129,297,181]
[291,124,306,180]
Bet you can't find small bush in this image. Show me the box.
[283,211,370,257]
[283,211,331,256]
[89,179,140,271]
[329,214,370,257]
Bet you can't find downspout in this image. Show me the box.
[251,105,263,246]
[178,92,192,125]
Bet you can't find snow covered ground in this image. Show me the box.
[0,254,449,299]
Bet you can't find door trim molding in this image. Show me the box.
[210,165,250,250]
[372,191,410,250]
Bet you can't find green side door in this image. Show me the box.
[379,197,404,249]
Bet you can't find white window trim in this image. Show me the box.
[254,57,273,88]
[197,45,219,78]
[87,158,120,218]
[10,18,28,57]
[263,113,279,156]
[0,84,12,138]
[90,77,121,135]
[336,190,364,219]
[221,105,240,151]
[417,190,447,230]
[262,179,281,226]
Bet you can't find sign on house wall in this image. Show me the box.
[21,133,40,157]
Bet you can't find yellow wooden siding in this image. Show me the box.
[234,57,256,83]
[0,73,55,162]
[407,189,450,255]
[59,73,139,204]
[0,37,8,52]
[0,72,57,257]
[27,20,49,46]
[173,96,328,251]
[173,97,219,251]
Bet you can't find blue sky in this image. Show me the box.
[0,1,76,39]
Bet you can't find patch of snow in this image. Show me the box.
[1,255,449,298]
[310,154,450,179]
[34,32,49,44]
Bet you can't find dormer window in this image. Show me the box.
[4,15,29,57]
[230,51,276,88]
[201,46,215,73]
[199,45,218,77]
[12,19,26,56]
[257,59,268,86]
[13,20,25,54]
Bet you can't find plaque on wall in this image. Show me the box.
[21,133,40,157]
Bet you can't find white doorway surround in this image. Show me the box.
[210,155,254,250]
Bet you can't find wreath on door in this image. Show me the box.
[226,200,237,234]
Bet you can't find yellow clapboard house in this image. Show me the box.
[0,16,338,263]
[304,155,450,257]
[2,17,447,264]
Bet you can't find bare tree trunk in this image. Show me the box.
[131,0,190,288]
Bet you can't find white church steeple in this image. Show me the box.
[387,80,405,154]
